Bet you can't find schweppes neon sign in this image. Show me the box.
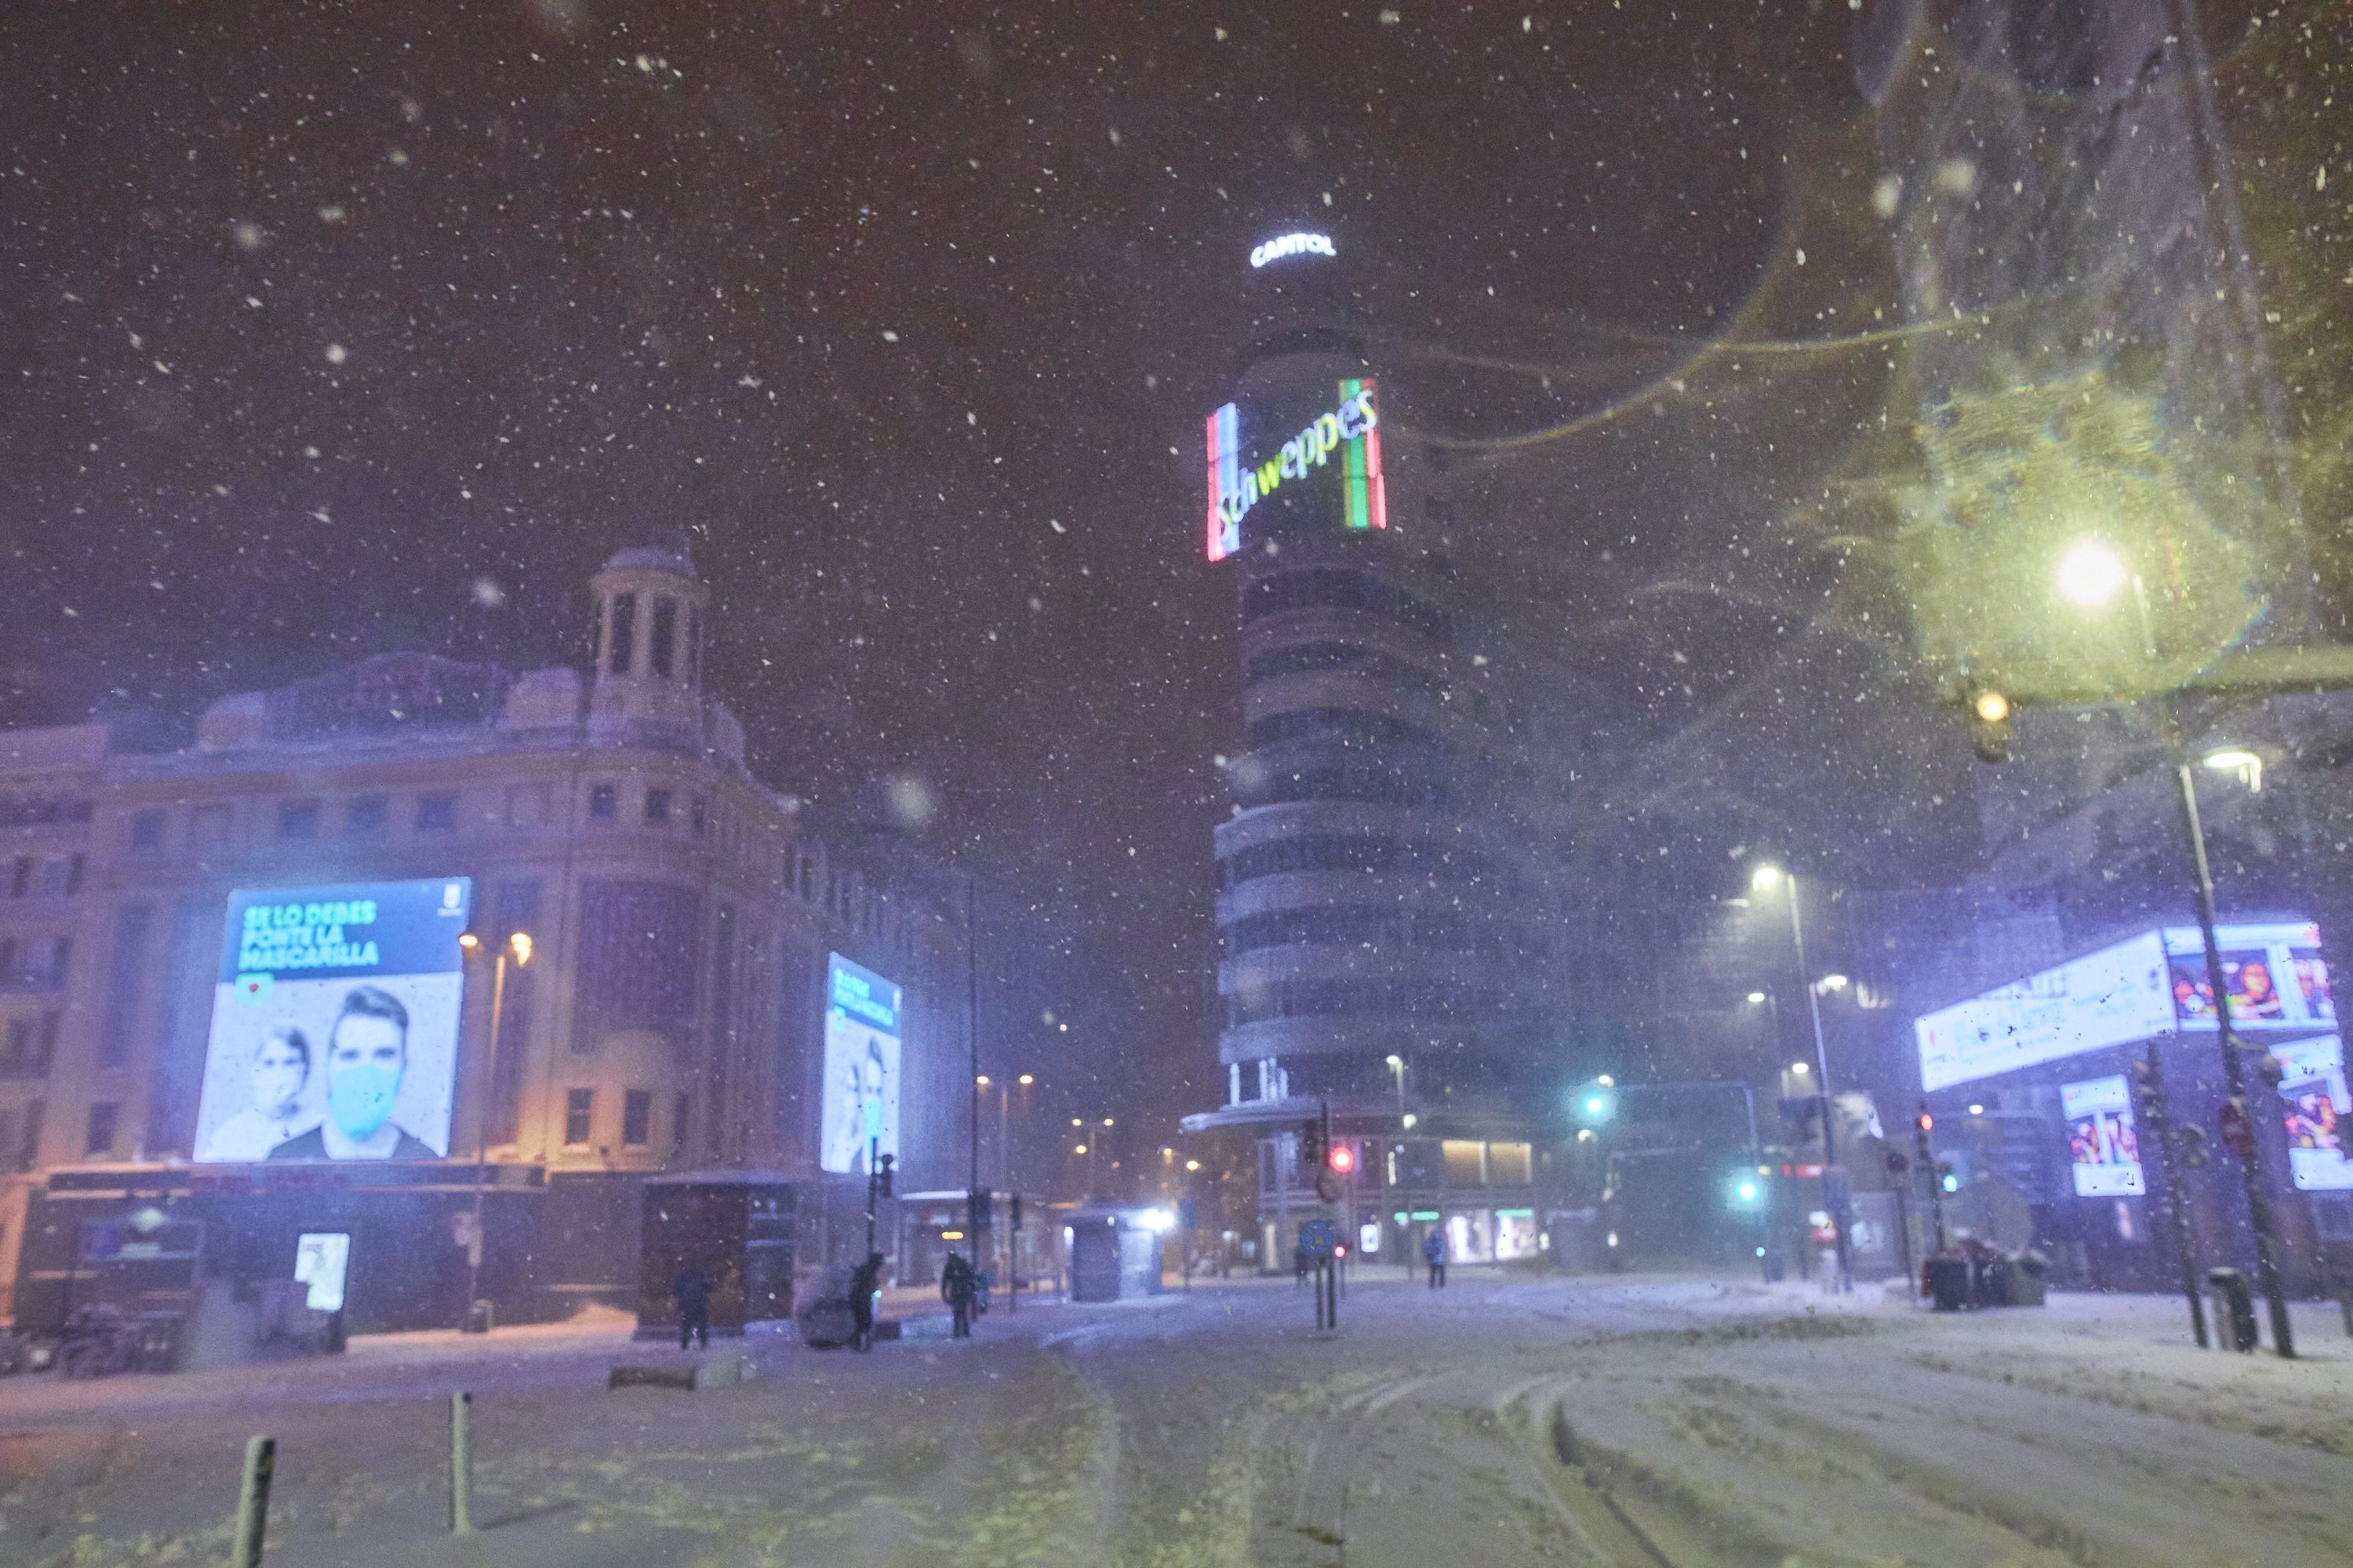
[1204,378,1387,562]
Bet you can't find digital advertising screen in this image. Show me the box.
[2271,1036,2352,1192]
[294,1231,351,1312]
[820,953,901,1176]
[1205,376,1385,562]
[191,878,472,1163]
[2060,1075,2144,1198]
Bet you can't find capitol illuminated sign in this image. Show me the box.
[1249,232,1336,268]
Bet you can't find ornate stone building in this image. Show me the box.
[0,545,970,1330]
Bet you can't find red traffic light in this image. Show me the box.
[1915,1111,1934,1133]
[1327,1143,1357,1176]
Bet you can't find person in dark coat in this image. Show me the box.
[848,1252,885,1352]
[1422,1228,1446,1289]
[673,1261,711,1350]
[940,1250,977,1339]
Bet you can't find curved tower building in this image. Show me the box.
[1185,227,1572,1270]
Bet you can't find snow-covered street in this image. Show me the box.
[4,1272,2348,1567]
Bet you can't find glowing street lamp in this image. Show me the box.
[2056,539,2129,608]
[2203,748,2263,792]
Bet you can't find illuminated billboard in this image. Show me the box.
[2160,922,2332,1031]
[820,953,901,1176]
[1205,377,1386,562]
[2274,1036,2352,1192]
[1916,920,2332,1091]
[193,878,471,1162]
[1915,933,2174,1092]
[2060,1075,2143,1198]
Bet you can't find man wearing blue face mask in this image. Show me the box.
[267,986,437,1160]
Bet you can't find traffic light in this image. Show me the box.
[1299,1120,1324,1173]
[1574,1082,1616,1125]
[968,1186,993,1231]
[1009,1192,1024,1230]
[1327,1142,1357,1177]
[1968,688,2013,763]
[875,1152,896,1198]
[1728,1170,1764,1209]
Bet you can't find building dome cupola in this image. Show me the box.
[588,539,710,733]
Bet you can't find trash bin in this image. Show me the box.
[463,1299,495,1335]
[1976,1257,2013,1309]
[1924,1256,1971,1311]
[2207,1267,2258,1352]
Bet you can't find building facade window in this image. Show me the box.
[8,856,28,897]
[608,591,637,673]
[622,1089,652,1148]
[564,1088,594,1147]
[0,1014,56,1077]
[85,1101,118,1158]
[505,781,551,828]
[8,1100,40,1170]
[129,809,165,851]
[277,799,322,839]
[346,795,388,835]
[415,792,457,832]
[643,787,671,825]
[99,906,149,1070]
[650,596,678,678]
[588,782,618,820]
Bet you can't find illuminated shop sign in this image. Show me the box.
[1204,379,1386,562]
[1249,232,1335,268]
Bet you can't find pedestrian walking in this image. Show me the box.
[1421,1228,1446,1289]
[941,1249,978,1339]
[673,1260,711,1350]
[849,1251,885,1352]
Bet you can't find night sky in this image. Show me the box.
[4,4,2332,1154]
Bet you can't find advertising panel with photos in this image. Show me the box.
[819,953,901,1177]
[2161,921,2334,1032]
[2273,1036,2352,1192]
[192,878,472,1163]
[2060,1075,2144,1198]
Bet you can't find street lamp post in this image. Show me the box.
[2054,540,2296,1357]
[1753,865,1849,1293]
[2167,713,2296,1357]
[457,928,531,1331]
